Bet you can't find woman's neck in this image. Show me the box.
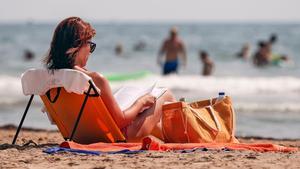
[74,65,87,71]
[74,59,85,67]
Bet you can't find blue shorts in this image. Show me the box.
[163,60,178,75]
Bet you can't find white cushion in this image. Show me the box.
[21,68,100,95]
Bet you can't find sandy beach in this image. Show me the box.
[0,0,300,168]
[0,125,299,169]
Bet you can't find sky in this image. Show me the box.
[0,0,300,23]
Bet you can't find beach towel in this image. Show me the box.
[141,137,297,153]
[21,68,100,96]
[44,136,297,155]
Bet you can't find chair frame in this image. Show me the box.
[12,80,99,145]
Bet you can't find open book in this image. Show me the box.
[114,83,167,111]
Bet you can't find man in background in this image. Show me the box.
[157,27,187,75]
[253,41,270,67]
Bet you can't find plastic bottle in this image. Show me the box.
[215,92,225,104]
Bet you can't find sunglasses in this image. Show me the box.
[87,41,96,53]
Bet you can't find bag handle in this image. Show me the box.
[188,106,220,133]
[206,106,221,131]
[230,106,236,137]
[180,108,191,143]
[207,98,221,131]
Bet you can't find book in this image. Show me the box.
[113,83,167,111]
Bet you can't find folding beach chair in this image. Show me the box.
[12,69,126,145]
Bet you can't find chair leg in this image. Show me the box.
[12,95,34,145]
[69,85,92,141]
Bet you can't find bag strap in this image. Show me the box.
[206,106,221,131]
[207,98,221,131]
[180,107,191,143]
[230,106,236,137]
[189,106,220,133]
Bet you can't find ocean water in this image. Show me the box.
[0,22,299,139]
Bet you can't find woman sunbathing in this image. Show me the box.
[43,17,176,142]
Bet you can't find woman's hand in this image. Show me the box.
[137,94,156,112]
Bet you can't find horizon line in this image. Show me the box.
[0,18,300,24]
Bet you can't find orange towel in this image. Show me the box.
[142,137,298,153]
[60,136,297,153]
[60,141,141,152]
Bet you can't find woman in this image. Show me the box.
[44,17,176,142]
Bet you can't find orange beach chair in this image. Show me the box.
[12,69,125,145]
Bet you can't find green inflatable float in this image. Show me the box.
[105,71,151,82]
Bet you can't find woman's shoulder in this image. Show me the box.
[89,71,106,80]
[73,66,108,83]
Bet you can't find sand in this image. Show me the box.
[0,125,299,169]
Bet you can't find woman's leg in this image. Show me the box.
[126,89,176,142]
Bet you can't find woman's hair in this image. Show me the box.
[44,17,96,70]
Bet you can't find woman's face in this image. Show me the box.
[75,42,91,67]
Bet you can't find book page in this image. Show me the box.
[114,83,155,111]
[114,83,167,111]
[151,87,167,99]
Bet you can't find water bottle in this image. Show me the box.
[215,92,225,104]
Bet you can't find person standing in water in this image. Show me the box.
[199,50,214,76]
[253,41,269,67]
[237,43,251,60]
[269,33,278,45]
[23,49,35,61]
[157,27,187,75]
[115,42,123,56]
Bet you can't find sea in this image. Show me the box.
[0,22,299,139]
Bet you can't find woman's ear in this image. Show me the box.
[66,47,79,54]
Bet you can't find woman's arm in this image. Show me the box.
[89,72,156,128]
[122,94,156,125]
[74,66,154,128]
